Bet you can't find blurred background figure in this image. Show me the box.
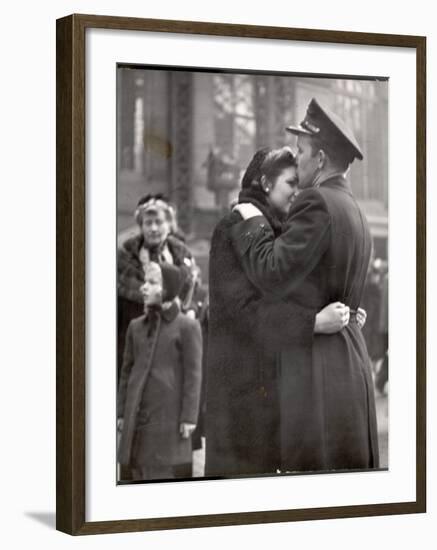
[361,258,389,386]
[362,259,384,367]
[375,270,389,395]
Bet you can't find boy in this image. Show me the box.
[117,261,202,481]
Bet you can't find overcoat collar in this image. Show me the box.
[318,173,353,196]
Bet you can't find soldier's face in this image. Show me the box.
[296,135,320,189]
[268,166,299,216]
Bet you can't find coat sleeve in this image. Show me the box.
[117,321,135,418]
[179,318,203,425]
[230,188,331,297]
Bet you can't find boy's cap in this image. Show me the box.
[160,262,186,302]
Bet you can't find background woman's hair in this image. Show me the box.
[134,193,179,232]
[241,146,297,190]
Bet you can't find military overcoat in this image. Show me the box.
[231,175,379,472]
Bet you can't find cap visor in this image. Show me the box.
[286,125,313,136]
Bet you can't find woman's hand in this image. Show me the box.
[356,307,367,329]
[314,302,350,334]
[233,203,263,220]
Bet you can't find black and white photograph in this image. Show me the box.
[115,65,389,484]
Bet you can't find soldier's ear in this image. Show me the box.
[317,149,327,169]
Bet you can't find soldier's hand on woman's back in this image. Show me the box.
[314,302,350,334]
[233,203,263,220]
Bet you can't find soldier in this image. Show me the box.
[233,99,379,472]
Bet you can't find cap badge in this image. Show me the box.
[301,119,320,134]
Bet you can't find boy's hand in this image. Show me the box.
[179,422,196,439]
[117,418,124,432]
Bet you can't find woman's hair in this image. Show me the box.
[134,193,178,232]
[241,146,297,190]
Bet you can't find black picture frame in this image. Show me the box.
[56,13,426,535]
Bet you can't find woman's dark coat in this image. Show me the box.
[205,194,316,477]
[231,175,379,472]
[117,302,202,471]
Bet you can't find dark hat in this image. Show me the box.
[286,98,363,161]
[137,193,169,207]
[160,262,186,302]
[134,194,173,225]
